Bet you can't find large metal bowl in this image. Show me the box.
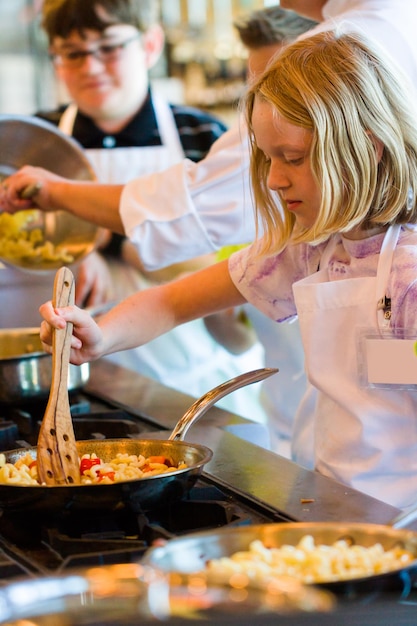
[0,114,100,271]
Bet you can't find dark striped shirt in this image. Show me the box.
[37,90,227,162]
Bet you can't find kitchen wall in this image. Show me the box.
[0,0,275,118]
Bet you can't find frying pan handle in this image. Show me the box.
[390,504,417,529]
[168,367,278,441]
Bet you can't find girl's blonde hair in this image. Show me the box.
[245,30,417,254]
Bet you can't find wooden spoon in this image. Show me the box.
[37,266,81,485]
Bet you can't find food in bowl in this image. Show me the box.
[204,535,414,585]
[0,211,74,265]
[0,452,188,486]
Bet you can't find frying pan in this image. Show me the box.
[0,367,277,515]
[142,513,417,596]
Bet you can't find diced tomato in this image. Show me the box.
[80,457,101,475]
[29,460,37,470]
[147,456,167,465]
[97,471,115,482]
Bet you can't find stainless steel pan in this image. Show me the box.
[0,368,277,515]
[142,512,417,595]
[0,304,119,403]
[0,327,89,403]
[0,561,335,625]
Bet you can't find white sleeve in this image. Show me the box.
[119,119,258,270]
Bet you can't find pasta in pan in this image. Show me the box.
[0,452,188,486]
[205,536,414,584]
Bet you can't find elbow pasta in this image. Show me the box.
[205,536,415,584]
[0,212,74,264]
[0,452,188,486]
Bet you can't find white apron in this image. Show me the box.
[60,100,266,422]
[59,96,185,183]
[292,225,417,509]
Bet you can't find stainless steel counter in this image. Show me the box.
[86,359,401,526]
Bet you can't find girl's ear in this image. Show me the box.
[142,24,165,70]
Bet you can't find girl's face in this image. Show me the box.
[252,97,321,230]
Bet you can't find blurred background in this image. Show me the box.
[0,0,276,124]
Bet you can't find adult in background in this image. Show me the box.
[280,0,417,99]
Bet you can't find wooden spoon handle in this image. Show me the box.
[37,267,81,485]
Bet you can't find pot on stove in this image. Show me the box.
[0,327,89,404]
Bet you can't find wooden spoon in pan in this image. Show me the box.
[37,266,81,485]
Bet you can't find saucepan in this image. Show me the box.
[0,327,89,404]
[0,305,117,404]
[0,368,277,515]
[0,114,100,272]
[142,509,417,597]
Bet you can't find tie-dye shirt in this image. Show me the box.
[229,226,417,332]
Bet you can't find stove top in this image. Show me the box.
[0,393,161,449]
[0,480,280,582]
[0,390,288,585]
[0,361,414,624]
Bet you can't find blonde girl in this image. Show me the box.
[40,31,417,509]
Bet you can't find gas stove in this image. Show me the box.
[0,369,288,585]
[0,360,415,624]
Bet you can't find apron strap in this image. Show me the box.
[376,223,401,328]
[152,94,185,161]
[58,103,78,136]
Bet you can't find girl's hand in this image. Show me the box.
[39,300,105,365]
[0,165,63,214]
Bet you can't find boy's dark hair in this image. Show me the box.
[42,0,159,42]
[234,6,317,49]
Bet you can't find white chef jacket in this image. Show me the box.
[120,118,256,269]
[317,0,417,100]
[120,1,417,265]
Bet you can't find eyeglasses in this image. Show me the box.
[51,34,140,69]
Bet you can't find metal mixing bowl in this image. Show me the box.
[0,114,100,271]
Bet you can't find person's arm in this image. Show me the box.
[120,119,260,270]
[0,166,125,234]
[39,259,245,365]
[203,308,258,355]
[1,119,259,268]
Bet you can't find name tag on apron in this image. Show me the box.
[359,329,417,389]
